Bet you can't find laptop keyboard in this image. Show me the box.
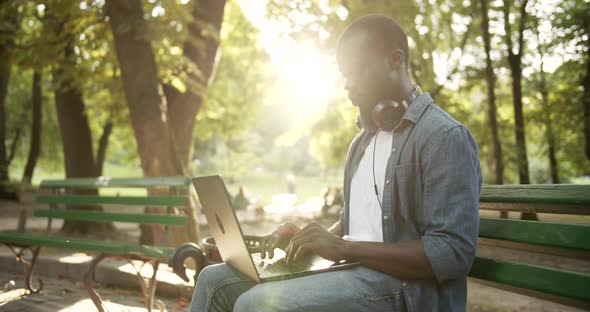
[251,253,312,273]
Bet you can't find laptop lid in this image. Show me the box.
[192,175,261,282]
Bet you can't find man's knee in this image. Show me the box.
[233,288,272,312]
[196,263,238,293]
[191,263,256,312]
[233,284,290,312]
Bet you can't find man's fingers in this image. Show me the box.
[275,222,300,237]
[269,235,278,259]
[260,236,268,259]
[293,242,313,262]
[286,233,317,264]
[299,221,322,232]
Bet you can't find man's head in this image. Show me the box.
[336,15,411,111]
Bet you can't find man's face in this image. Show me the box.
[336,32,394,110]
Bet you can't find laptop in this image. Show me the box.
[192,175,358,283]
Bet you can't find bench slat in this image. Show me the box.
[479,202,590,215]
[469,257,590,303]
[34,209,187,226]
[40,176,191,188]
[479,218,590,251]
[480,184,590,205]
[0,232,173,258]
[36,195,186,207]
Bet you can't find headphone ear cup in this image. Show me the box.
[372,100,403,131]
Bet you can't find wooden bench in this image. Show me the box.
[0,176,198,312]
[470,184,590,309]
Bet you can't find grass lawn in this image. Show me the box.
[224,174,343,206]
[12,162,343,204]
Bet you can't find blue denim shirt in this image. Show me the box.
[340,93,482,312]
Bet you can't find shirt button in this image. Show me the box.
[402,282,407,287]
[385,179,390,184]
[392,148,396,152]
[383,215,389,221]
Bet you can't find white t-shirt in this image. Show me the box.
[344,130,393,242]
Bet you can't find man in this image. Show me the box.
[190,14,482,312]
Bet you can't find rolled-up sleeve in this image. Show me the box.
[421,125,482,283]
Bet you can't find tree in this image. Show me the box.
[45,2,114,234]
[480,0,504,186]
[552,0,590,162]
[503,0,530,184]
[532,17,559,184]
[503,0,537,220]
[0,1,19,196]
[106,0,185,245]
[106,0,227,246]
[95,120,113,176]
[164,0,227,169]
[21,70,41,184]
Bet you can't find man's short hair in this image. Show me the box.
[338,14,410,68]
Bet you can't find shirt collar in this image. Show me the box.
[401,92,433,124]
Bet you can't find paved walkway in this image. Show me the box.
[0,271,185,311]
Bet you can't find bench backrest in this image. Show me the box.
[32,176,195,240]
[472,184,590,309]
[480,184,590,214]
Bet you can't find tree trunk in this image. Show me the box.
[504,0,537,220]
[0,64,10,183]
[6,128,20,167]
[507,55,530,186]
[481,0,506,218]
[96,120,113,176]
[0,1,18,188]
[22,70,43,184]
[537,35,559,184]
[106,0,197,246]
[165,0,227,168]
[53,44,113,234]
[540,76,559,184]
[584,34,590,161]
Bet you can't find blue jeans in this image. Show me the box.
[189,263,407,312]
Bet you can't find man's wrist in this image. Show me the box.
[339,238,356,262]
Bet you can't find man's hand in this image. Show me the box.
[259,222,301,259]
[285,221,346,265]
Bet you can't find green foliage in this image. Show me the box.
[2,0,589,187]
[5,67,63,176]
[309,98,358,171]
[263,0,589,182]
[196,1,270,140]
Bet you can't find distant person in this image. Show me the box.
[332,187,343,209]
[190,14,481,312]
[232,186,250,210]
[286,173,296,194]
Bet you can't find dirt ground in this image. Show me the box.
[0,195,587,311]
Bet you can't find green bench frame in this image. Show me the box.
[0,176,197,312]
[470,184,590,309]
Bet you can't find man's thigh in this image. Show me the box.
[190,263,257,312]
[234,266,406,312]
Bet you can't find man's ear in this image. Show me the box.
[388,49,405,71]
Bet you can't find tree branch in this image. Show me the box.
[503,0,514,57]
[430,4,476,98]
[517,0,530,56]
[6,128,21,166]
